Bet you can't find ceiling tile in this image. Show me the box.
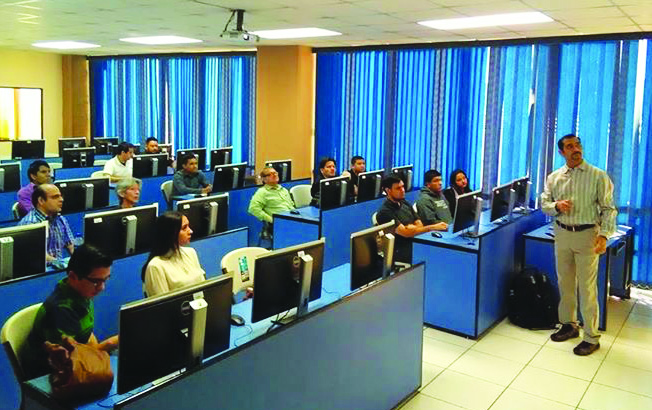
[354,0,441,13]
[392,8,465,22]
[449,1,537,16]
[545,7,626,21]
[520,0,614,10]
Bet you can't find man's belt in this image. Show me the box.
[556,221,595,232]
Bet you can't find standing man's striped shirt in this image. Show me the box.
[540,160,617,238]
[18,208,75,260]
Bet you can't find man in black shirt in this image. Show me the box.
[342,155,366,198]
[376,175,441,263]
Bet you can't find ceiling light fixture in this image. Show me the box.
[418,12,553,30]
[251,28,341,39]
[32,41,100,49]
[119,35,202,45]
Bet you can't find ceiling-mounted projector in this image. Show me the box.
[220,9,259,43]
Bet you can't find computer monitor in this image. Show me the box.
[62,147,95,168]
[319,175,349,210]
[512,176,532,210]
[58,138,86,157]
[212,162,247,192]
[490,182,516,223]
[252,238,325,324]
[83,204,158,259]
[265,159,292,183]
[0,221,47,281]
[176,193,228,239]
[0,163,21,192]
[117,275,233,394]
[350,221,396,291]
[176,148,207,171]
[91,137,119,155]
[452,190,483,235]
[357,169,385,202]
[391,165,413,192]
[159,144,173,158]
[132,154,168,178]
[11,140,45,159]
[55,177,110,214]
[210,147,232,168]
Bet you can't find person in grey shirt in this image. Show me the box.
[541,134,617,356]
[415,169,451,230]
[172,153,212,196]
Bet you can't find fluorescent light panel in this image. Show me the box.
[32,41,100,49]
[419,12,553,30]
[251,28,341,39]
[119,36,202,45]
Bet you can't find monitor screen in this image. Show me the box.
[91,137,119,155]
[319,175,349,210]
[265,159,292,183]
[357,169,385,202]
[176,193,229,239]
[133,154,168,178]
[0,221,47,281]
[252,238,325,323]
[490,182,515,222]
[391,165,413,192]
[62,147,95,168]
[0,163,22,193]
[512,177,531,208]
[84,204,158,259]
[55,177,110,214]
[58,138,86,157]
[452,190,482,234]
[11,140,45,159]
[212,162,247,192]
[210,147,233,168]
[117,275,233,394]
[176,148,207,171]
[350,221,395,291]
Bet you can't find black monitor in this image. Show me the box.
[252,238,325,324]
[265,159,292,183]
[176,148,207,171]
[11,140,45,159]
[357,169,385,202]
[91,137,119,155]
[210,147,232,168]
[452,190,482,235]
[212,162,247,192]
[117,275,233,394]
[176,193,229,239]
[319,175,349,210]
[55,177,110,214]
[0,163,22,192]
[83,204,158,259]
[0,221,47,281]
[391,165,413,192]
[512,176,532,210]
[159,144,173,158]
[62,147,95,168]
[490,182,516,223]
[350,221,395,291]
[133,154,168,178]
[58,138,86,156]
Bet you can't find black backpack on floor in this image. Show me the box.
[508,268,558,330]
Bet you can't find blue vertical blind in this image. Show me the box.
[316,39,652,286]
[91,54,256,164]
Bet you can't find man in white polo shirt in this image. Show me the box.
[103,142,134,183]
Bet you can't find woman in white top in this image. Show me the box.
[142,211,205,297]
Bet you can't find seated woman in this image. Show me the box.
[142,211,205,297]
[116,177,142,209]
[310,157,337,206]
[443,169,472,218]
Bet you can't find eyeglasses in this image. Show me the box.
[83,276,110,287]
[262,172,278,177]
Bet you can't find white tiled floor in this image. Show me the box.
[400,288,652,410]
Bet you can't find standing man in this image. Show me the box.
[103,142,134,183]
[541,134,617,356]
[248,166,296,224]
[415,170,451,229]
[341,155,366,197]
[173,153,212,196]
[16,160,51,216]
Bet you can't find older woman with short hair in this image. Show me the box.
[115,177,142,209]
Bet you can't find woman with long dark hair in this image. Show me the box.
[141,211,205,297]
[443,169,473,218]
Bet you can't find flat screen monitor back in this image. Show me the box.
[58,138,86,157]
[350,221,394,290]
[0,222,47,280]
[212,163,246,192]
[12,140,45,159]
[62,147,95,168]
[357,170,384,202]
[512,177,530,208]
[391,165,413,192]
[92,137,119,155]
[55,177,110,214]
[132,154,168,178]
[0,163,22,192]
[117,275,233,394]
[319,176,348,210]
[176,194,229,239]
[453,190,481,234]
[265,160,292,183]
[490,183,513,222]
[176,149,206,171]
[210,147,232,168]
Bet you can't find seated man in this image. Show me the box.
[18,184,75,264]
[144,137,160,154]
[376,175,441,264]
[22,244,118,378]
[341,155,366,197]
[172,153,212,196]
[310,157,337,206]
[103,142,134,183]
[16,160,51,217]
[415,170,452,229]
[248,167,296,224]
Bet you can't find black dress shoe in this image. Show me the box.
[574,341,600,356]
[550,324,580,342]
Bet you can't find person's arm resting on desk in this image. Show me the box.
[173,172,202,195]
[395,219,437,238]
[197,171,212,193]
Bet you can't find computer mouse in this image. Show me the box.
[230,314,245,327]
[431,232,443,238]
[290,209,300,215]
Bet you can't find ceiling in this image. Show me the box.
[0,0,650,56]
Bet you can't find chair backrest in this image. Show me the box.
[372,212,378,226]
[412,202,418,214]
[11,202,21,220]
[220,247,270,294]
[160,180,174,209]
[91,170,111,179]
[1,303,42,382]
[289,184,312,208]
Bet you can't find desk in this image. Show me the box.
[54,166,103,181]
[412,210,546,338]
[23,263,425,410]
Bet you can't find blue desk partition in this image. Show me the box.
[0,191,18,223]
[1,156,113,186]
[413,210,546,338]
[53,166,103,181]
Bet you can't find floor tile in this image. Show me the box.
[421,369,504,410]
[400,393,466,410]
[449,349,524,386]
[631,302,652,318]
[490,319,551,345]
[510,366,589,407]
[624,313,652,330]
[529,346,602,381]
[424,327,477,348]
[615,326,652,349]
[544,332,614,360]
[578,382,652,410]
[422,336,469,368]
[594,361,652,398]
[421,362,445,390]
[471,333,541,363]
[490,388,574,410]
[605,341,652,373]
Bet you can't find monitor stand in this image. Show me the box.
[271,253,313,327]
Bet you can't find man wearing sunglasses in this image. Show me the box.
[23,244,119,378]
[248,166,296,224]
